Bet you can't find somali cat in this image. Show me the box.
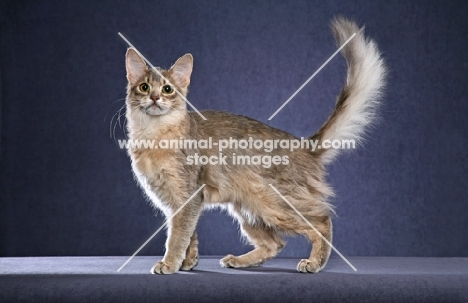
[123,17,386,274]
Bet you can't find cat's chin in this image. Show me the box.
[145,106,169,116]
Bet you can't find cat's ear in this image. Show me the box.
[169,54,193,88]
[126,48,147,85]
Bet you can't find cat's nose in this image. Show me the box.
[151,95,160,103]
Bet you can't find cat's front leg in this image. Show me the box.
[151,204,202,275]
[180,231,199,271]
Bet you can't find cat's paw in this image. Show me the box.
[296,259,321,273]
[220,254,241,268]
[180,254,199,271]
[151,260,178,275]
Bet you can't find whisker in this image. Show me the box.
[117,107,124,129]
[112,97,127,105]
[113,110,127,142]
[110,103,127,139]
[104,98,126,123]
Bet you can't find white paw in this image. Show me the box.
[220,254,237,268]
[296,259,321,273]
[180,254,199,271]
[151,260,178,275]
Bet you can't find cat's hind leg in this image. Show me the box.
[296,216,332,273]
[221,221,285,268]
[180,231,199,271]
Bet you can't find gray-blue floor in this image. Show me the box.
[1,257,467,302]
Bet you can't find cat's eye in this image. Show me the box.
[139,83,150,92]
[162,85,174,94]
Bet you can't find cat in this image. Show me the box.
[123,17,386,274]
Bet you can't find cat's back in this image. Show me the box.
[189,110,296,140]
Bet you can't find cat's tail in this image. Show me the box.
[311,17,386,165]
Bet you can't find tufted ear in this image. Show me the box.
[126,48,147,85]
[169,54,193,88]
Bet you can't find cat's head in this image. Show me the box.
[125,48,193,117]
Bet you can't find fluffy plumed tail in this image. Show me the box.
[311,17,387,164]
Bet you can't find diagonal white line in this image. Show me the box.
[268,184,357,272]
[268,33,356,120]
[117,184,206,272]
[118,32,207,120]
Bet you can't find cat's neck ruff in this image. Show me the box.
[127,108,189,141]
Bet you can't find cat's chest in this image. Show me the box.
[130,149,178,181]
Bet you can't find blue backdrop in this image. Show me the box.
[1,0,467,258]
